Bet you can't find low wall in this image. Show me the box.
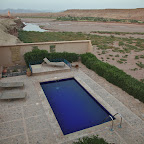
[0,40,93,67]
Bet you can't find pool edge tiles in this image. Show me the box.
[40,77,118,135]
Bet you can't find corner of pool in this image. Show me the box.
[40,77,115,135]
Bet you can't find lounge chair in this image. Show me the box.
[43,58,65,67]
[0,82,24,88]
[0,92,26,100]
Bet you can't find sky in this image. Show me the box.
[0,0,144,11]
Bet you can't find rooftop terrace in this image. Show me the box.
[0,63,144,144]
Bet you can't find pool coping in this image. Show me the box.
[35,75,121,143]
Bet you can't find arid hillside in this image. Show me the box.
[60,9,144,21]
[11,8,144,21]
[0,17,24,45]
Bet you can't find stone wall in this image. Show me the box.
[0,40,93,67]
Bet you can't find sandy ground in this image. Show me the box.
[22,18,144,34]
[93,45,144,81]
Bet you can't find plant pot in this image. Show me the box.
[75,64,79,68]
[26,71,31,77]
[2,68,7,74]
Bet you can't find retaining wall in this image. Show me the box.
[0,40,93,67]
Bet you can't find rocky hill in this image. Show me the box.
[0,17,24,45]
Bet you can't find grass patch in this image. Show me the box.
[101,50,107,54]
[57,16,144,24]
[122,55,128,58]
[73,135,109,144]
[117,60,123,64]
[140,55,144,59]
[91,31,144,35]
[120,58,127,61]
[130,68,138,71]
[136,62,144,68]
[18,31,144,56]
[135,56,139,59]
[115,54,120,57]
[119,41,125,46]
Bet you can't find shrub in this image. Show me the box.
[24,49,79,66]
[135,56,139,59]
[115,54,119,57]
[47,52,79,63]
[117,60,123,64]
[24,48,49,67]
[120,58,127,61]
[136,62,144,68]
[73,135,109,144]
[81,53,144,103]
[119,41,124,46]
[140,55,144,59]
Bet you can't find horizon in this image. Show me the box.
[0,0,144,11]
[0,8,144,14]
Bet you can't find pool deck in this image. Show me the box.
[31,63,70,75]
[0,67,144,144]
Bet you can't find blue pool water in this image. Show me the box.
[40,78,114,135]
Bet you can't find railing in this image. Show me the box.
[113,113,122,128]
[63,59,72,68]
[102,115,114,131]
[100,113,122,131]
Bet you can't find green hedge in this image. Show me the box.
[81,53,144,103]
[24,49,79,67]
[73,135,109,144]
[24,49,49,67]
[46,52,79,63]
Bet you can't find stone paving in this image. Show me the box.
[0,65,144,144]
[31,63,70,75]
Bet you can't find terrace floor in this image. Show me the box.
[31,63,70,75]
[0,64,144,144]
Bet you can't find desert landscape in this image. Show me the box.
[18,13,144,81]
[0,6,144,144]
[11,8,144,21]
[0,8,144,81]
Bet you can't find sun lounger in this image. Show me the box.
[0,82,24,88]
[43,58,65,67]
[0,92,26,100]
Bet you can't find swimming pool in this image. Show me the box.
[40,78,115,135]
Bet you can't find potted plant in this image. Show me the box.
[26,68,31,77]
[2,66,7,74]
